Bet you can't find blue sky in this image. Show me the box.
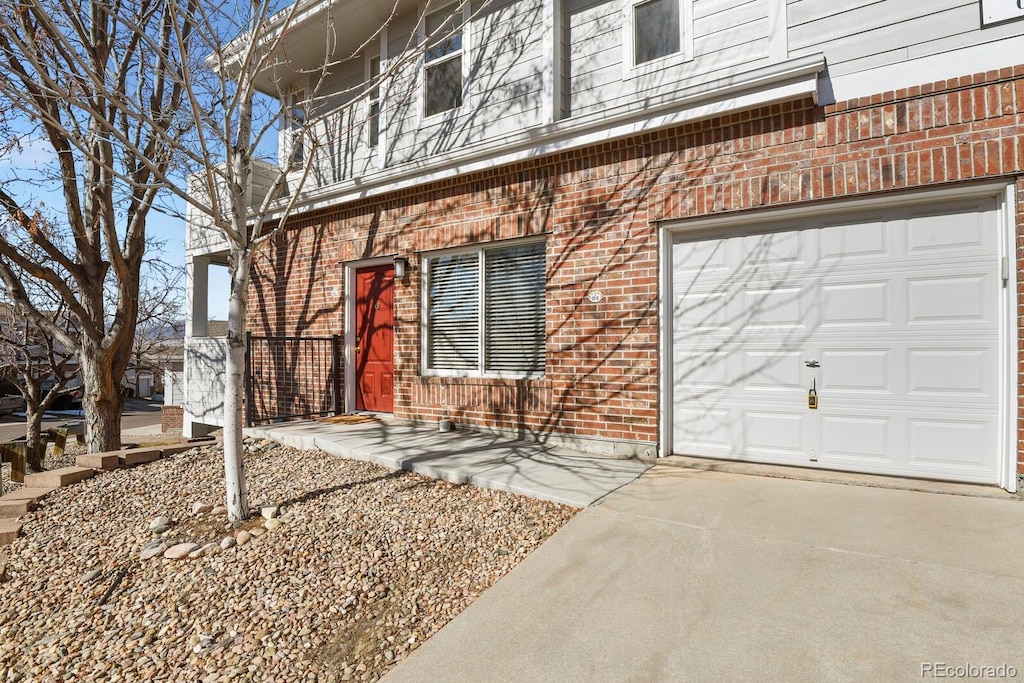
[1,135,232,321]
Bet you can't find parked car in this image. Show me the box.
[0,379,26,415]
[40,376,84,411]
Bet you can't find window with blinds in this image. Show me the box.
[425,241,546,376]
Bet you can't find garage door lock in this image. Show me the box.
[808,378,819,410]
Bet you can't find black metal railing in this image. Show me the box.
[245,333,341,426]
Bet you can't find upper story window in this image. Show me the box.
[424,240,546,377]
[367,55,381,148]
[286,88,307,166]
[423,4,465,117]
[632,0,680,65]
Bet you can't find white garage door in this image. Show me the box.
[670,197,1003,484]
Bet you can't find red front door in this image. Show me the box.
[355,264,395,412]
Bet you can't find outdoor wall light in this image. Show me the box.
[393,256,410,279]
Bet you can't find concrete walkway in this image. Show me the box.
[246,418,650,507]
[382,467,1024,682]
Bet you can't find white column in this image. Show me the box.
[187,256,209,338]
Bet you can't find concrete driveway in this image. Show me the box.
[383,467,1024,682]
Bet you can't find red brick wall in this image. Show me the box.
[161,405,183,432]
[249,67,1024,467]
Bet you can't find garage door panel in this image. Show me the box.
[819,280,891,327]
[670,195,1002,484]
[672,237,729,274]
[741,350,805,392]
[906,274,994,325]
[820,414,892,462]
[739,232,816,281]
[742,411,810,456]
[908,418,992,469]
[742,286,812,329]
[673,350,730,388]
[819,349,892,393]
[906,348,996,398]
[819,219,890,262]
[673,407,732,451]
[904,208,991,256]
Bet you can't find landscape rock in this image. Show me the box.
[191,502,213,515]
[148,515,170,531]
[164,543,200,560]
[260,505,280,520]
[235,530,251,546]
[0,440,575,681]
[81,569,102,583]
[219,536,235,550]
[264,518,281,532]
[139,543,167,560]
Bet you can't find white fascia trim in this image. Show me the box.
[266,54,825,220]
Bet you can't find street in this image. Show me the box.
[0,398,163,441]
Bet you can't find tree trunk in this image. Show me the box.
[79,352,125,453]
[222,255,251,521]
[24,407,44,471]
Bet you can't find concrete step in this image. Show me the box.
[23,466,95,489]
[0,499,33,519]
[76,453,121,471]
[119,448,161,466]
[0,520,23,545]
[0,487,57,505]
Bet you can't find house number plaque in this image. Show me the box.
[981,0,1024,25]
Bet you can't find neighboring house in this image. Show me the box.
[185,0,1024,492]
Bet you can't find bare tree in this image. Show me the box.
[156,0,477,520]
[6,0,476,519]
[0,0,193,452]
[127,263,184,398]
[0,293,79,470]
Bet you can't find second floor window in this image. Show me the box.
[287,89,307,166]
[633,0,680,65]
[368,56,381,148]
[423,4,464,117]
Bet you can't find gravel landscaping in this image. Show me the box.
[0,438,577,681]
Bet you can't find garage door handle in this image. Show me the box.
[804,360,820,368]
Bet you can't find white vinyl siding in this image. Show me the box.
[383,0,546,167]
[425,241,546,376]
[788,0,1024,79]
[567,0,768,118]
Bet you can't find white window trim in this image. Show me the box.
[622,0,693,79]
[420,237,546,379]
[419,0,471,123]
[364,33,387,165]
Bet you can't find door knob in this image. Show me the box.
[804,360,820,368]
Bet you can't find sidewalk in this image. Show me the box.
[245,417,650,507]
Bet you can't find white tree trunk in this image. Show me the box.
[222,256,251,521]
